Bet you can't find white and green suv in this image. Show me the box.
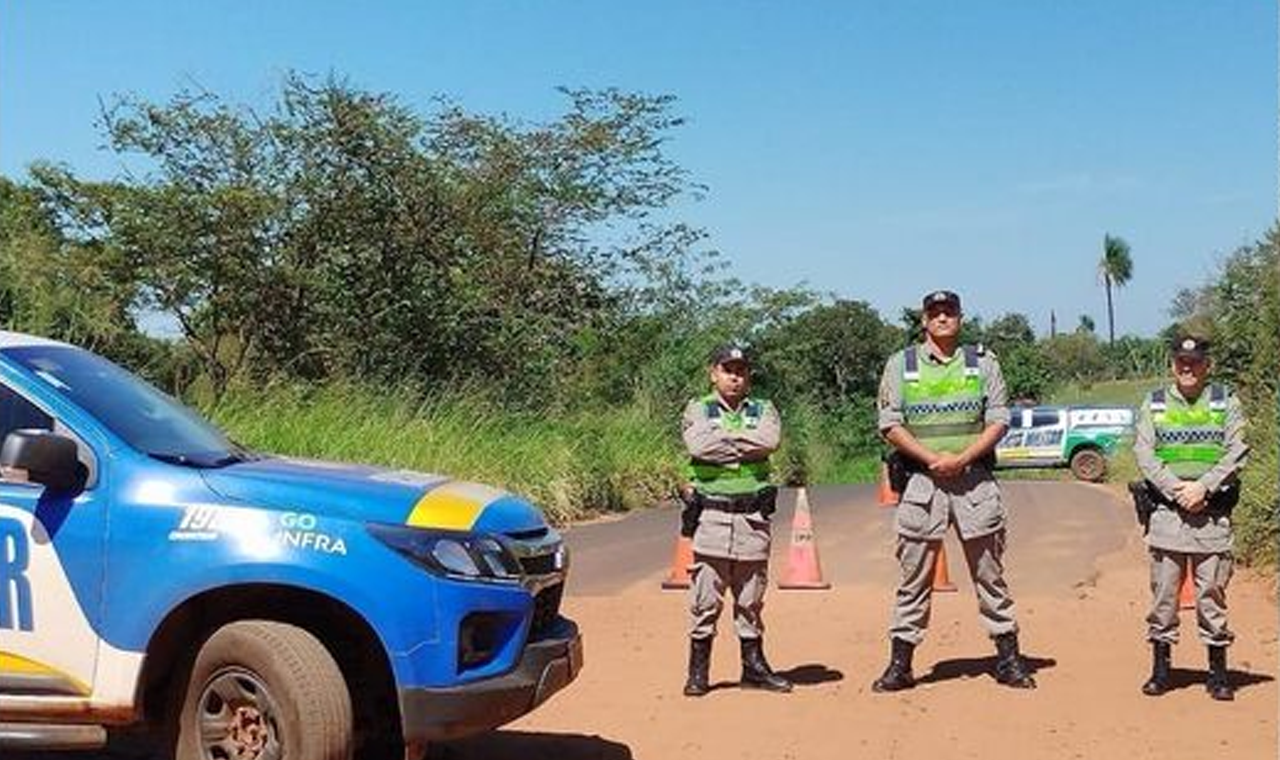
[996,405,1134,482]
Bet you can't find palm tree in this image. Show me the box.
[1099,234,1134,345]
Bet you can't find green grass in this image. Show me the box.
[202,383,685,524]
[808,453,881,484]
[1048,377,1160,407]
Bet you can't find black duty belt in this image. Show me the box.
[698,494,760,513]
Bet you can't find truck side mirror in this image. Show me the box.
[0,429,86,494]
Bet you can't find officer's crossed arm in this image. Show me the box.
[727,401,781,461]
[681,400,740,465]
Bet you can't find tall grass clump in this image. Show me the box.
[203,383,684,524]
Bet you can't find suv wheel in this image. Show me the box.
[175,620,353,760]
[1069,448,1107,482]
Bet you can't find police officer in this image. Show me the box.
[872,290,1035,692]
[1133,335,1248,701]
[679,344,791,697]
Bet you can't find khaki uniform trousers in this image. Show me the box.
[1147,548,1234,646]
[689,555,768,640]
[890,529,1018,645]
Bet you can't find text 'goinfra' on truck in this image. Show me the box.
[0,331,583,760]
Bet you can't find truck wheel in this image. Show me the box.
[175,620,353,760]
[1069,448,1107,482]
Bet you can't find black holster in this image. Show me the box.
[884,451,915,494]
[1204,485,1239,518]
[754,485,779,518]
[679,489,703,537]
[1128,480,1156,532]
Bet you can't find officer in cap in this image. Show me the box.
[679,343,791,697]
[871,289,1036,692]
[1132,334,1248,700]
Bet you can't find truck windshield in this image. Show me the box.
[1,344,248,467]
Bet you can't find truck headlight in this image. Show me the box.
[367,523,523,582]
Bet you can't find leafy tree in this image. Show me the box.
[999,343,1053,403]
[1040,332,1106,386]
[33,75,707,403]
[0,176,141,357]
[1077,314,1095,333]
[1099,233,1134,345]
[753,298,894,408]
[1100,336,1166,380]
[982,312,1035,354]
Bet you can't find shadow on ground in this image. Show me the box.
[780,662,845,686]
[1163,666,1275,694]
[429,730,633,760]
[917,653,1058,685]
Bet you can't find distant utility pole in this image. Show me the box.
[1050,309,1057,338]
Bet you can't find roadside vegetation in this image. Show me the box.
[0,74,1274,564]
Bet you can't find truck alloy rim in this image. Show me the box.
[198,668,283,760]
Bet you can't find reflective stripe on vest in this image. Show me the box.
[687,395,772,495]
[902,345,985,454]
[1151,384,1228,479]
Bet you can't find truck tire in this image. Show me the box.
[174,620,353,760]
[1069,447,1107,482]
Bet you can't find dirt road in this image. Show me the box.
[434,483,1278,760]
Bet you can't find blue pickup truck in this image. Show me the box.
[0,331,582,760]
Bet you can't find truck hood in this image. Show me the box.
[200,456,548,535]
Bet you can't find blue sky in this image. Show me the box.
[2,1,1274,336]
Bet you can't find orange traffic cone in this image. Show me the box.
[877,463,900,507]
[932,541,958,593]
[777,487,831,590]
[661,535,695,590]
[1177,556,1195,610]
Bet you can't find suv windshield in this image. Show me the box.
[1,344,248,467]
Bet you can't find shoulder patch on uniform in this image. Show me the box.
[903,346,920,381]
[1209,383,1227,410]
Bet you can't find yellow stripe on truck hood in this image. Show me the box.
[406,481,509,531]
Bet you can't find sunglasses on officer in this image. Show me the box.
[923,303,961,319]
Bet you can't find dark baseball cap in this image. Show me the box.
[709,343,751,367]
[1171,335,1210,361]
[922,289,961,311]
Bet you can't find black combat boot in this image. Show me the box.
[1206,646,1235,701]
[1141,641,1172,696]
[740,638,792,693]
[683,637,712,697]
[871,638,916,693]
[993,632,1036,688]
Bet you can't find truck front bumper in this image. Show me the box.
[398,618,583,743]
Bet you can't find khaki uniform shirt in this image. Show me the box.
[1134,385,1248,553]
[682,394,781,561]
[877,344,1011,540]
